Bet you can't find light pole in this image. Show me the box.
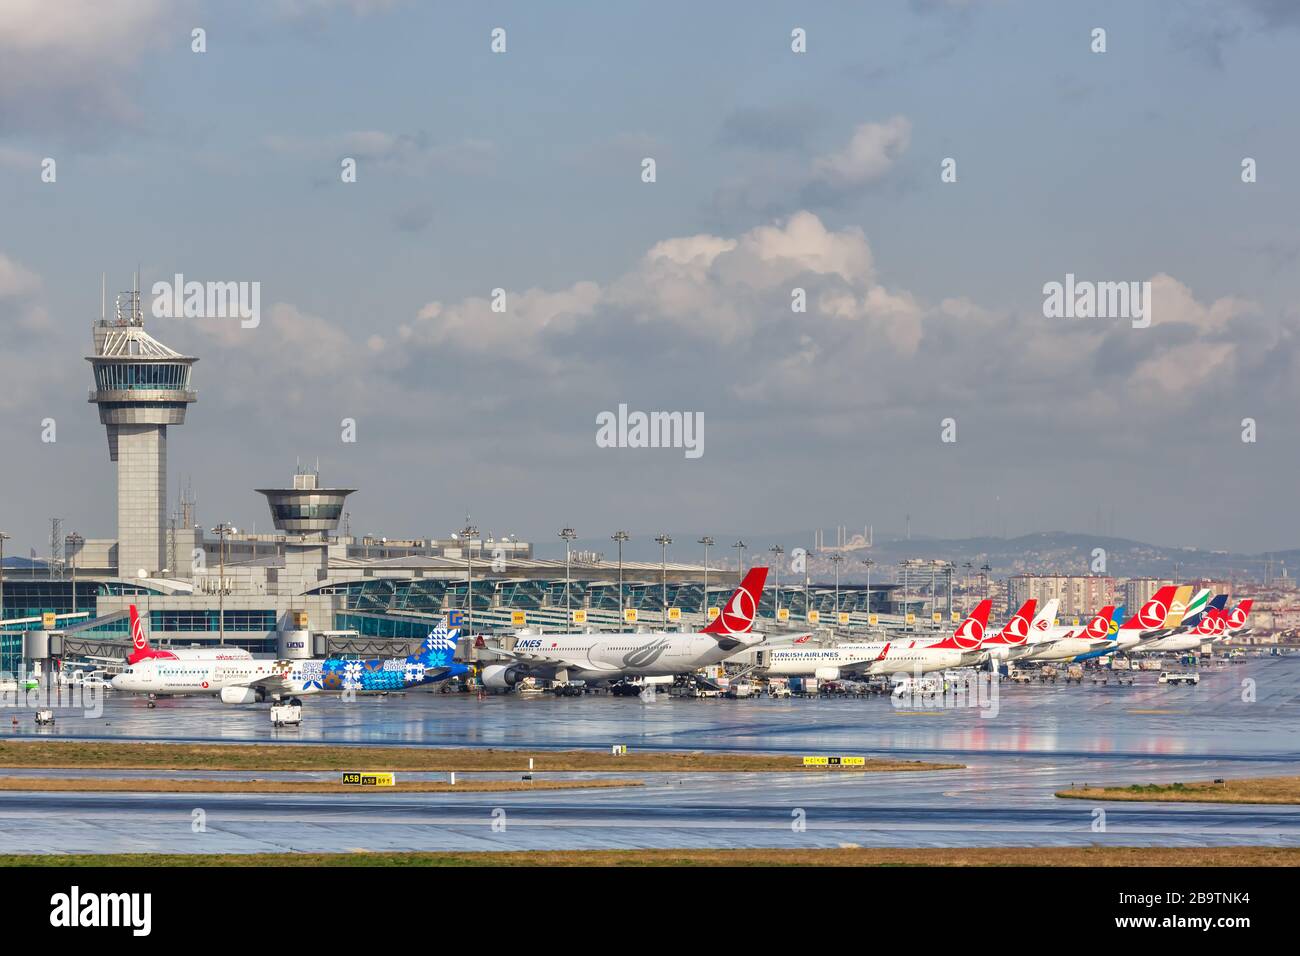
[981,562,992,601]
[698,536,713,625]
[769,544,784,624]
[731,539,747,573]
[66,533,84,619]
[612,531,629,624]
[559,528,577,624]
[211,523,236,645]
[804,548,812,624]
[862,558,874,625]
[0,531,10,627]
[654,534,672,627]
[829,553,844,627]
[461,521,478,640]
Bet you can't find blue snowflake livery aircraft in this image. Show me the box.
[111,613,466,704]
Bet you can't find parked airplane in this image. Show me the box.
[752,598,1007,679]
[1220,599,1254,639]
[1069,605,1127,663]
[978,599,1037,662]
[479,568,772,689]
[864,600,993,676]
[1020,606,1116,662]
[1141,604,1228,652]
[126,604,252,664]
[1110,585,1180,650]
[111,621,465,703]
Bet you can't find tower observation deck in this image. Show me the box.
[87,282,197,578]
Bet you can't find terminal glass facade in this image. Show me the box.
[149,610,276,632]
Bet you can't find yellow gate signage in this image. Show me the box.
[905,613,915,625]
[868,614,879,626]
[838,612,849,625]
[623,608,638,623]
[668,607,681,622]
[571,609,587,625]
[42,612,57,630]
[932,612,942,623]
[511,610,527,626]
[707,606,719,622]
[802,756,866,767]
[777,607,790,623]
[341,772,395,787]
[807,610,820,624]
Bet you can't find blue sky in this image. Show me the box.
[2,0,1299,559]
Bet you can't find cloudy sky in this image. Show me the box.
[2,0,1299,559]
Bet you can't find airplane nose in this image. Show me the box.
[110,674,125,690]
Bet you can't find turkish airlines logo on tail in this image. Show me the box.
[131,607,146,651]
[952,618,984,649]
[1137,598,1168,629]
[1003,613,1029,644]
[940,599,991,650]
[1084,608,1113,639]
[703,567,768,637]
[1227,601,1251,629]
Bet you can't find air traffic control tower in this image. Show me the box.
[87,284,197,578]
[257,469,356,589]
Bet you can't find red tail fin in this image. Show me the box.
[703,567,769,636]
[1121,585,1178,630]
[125,604,150,664]
[931,599,991,650]
[1082,606,1115,640]
[984,600,1035,646]
[1226,600,1252,631]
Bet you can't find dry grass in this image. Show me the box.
[0,741,959,774]
[1059,775,1300,805]
[2,847,1297,867]
[0,776,639,795]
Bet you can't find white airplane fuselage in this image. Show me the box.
[759,643,888,677]
[113,658,300,697]
[866,645,976,676]
[492,630,761,683]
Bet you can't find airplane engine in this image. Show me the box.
[480,664,525,690]
[814,667,841,681]
[219,686,259,705]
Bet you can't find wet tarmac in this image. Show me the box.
[1,657,1297,854]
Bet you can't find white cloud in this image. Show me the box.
[0,0,179,134]
[809,116,912,188]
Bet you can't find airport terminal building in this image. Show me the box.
[1,297,898,674]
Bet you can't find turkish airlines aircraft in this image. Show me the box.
[111,622,465,703]
[755,598,1009,678]
[1110,585,1181,650]
[863,600,993,676]
[480,567,772,690]
[1218,599,1253,640]
[979,599,1037,662]
[124,604,252,664]
[1020,606,1116,662]
[1141,605,1228,652]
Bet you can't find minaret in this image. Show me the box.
[87,278,197,578]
